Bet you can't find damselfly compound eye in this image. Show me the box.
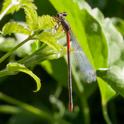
[57,12,67,18]
[62,12,67,16]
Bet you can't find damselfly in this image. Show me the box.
[54,12,96,112]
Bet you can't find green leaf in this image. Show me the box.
[0,37,16,51]
[21,0,34,4]
[105,66,124,97]
[41,58,67,87]
[82,10,108,69]
[0,0,35,17]
[97,77,116,124]
[2,22,31,35]
[112,17,124,36]
[37,32,64,51]
[98,77,116,106]
[50,0,108,69]
[97,18,124,97]
[0,0,21,16]
[38,15,55,30]
[23,5,38,30]
[103,18,124,65]
[7,63,41,92]
[97,18,124,119]
[19,44,66,67]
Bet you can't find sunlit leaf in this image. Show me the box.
[19,44,66,67]
[37,32,63,51]
[0,0,35,16]
[7,63,41,92]
[0,37,16,51]
[97,77,116,124]
[38,15,55,30]
[0,0,21,15]
[2,22,31,35]
[98,77,116,105]
[23,5,38,30]
[105,66,124,97]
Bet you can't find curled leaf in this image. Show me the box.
[7,62,41,92]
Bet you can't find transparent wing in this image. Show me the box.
[71,33,96,83]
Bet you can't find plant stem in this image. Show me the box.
[0,92,70,124]
[0,92,52,121]
[0,36,32,63]
[80,96,90,124]
[0,105,20,114]
[102,104,112,124]
[72,66,90,124]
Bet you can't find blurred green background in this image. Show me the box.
[0,0,124,124]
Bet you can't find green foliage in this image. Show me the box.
[0,62,41,92]
[0,37,16,51]
[0,0,21,15]
[38,15,55,30]
[0,0,36,21]
[0,0,124,124]
[23,5,38,30]
[97,77,116,124]
[7,63,41,92]
[41,58,68,87]
[2,22,31,35]
[36,32,63,50]
[19,43,66,67]
[112,17,124,36]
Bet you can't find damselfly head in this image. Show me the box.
[62,12,67,16]
[57,12,67,18]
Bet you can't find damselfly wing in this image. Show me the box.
[70,33,96,83]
